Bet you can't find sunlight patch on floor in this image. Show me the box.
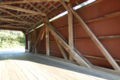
[0,59,108,80]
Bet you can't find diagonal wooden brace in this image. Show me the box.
[55,38,68,60]
[43,17,92,68]
[60,0,120,70]
[33,27,45,52]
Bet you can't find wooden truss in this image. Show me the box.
[1,0,120,74]
[60,0,120,70]
[27,0,120,74]
[0,0,69,30]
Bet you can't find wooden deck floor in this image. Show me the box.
[0,53,119,80]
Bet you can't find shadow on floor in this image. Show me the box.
[0,51,119,80]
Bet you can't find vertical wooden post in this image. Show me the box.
[33,27,45,50]
[46,28,50,56]
[25,34,29,53]
[32,30,37,53]
[30,32,32,52]
[43,19,92,68]
[70,8,120,70]
[28,40,30,52]
[60,1,120,70]
[68,10,74,60]
[25,34,28,50]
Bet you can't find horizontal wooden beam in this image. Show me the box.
[0,5,46,16]
[60,0,120,70]
[75,35,120,40]
[0,17,32,25]
[0,8,34,25]
[0,0,69,5]
[0,24,25,28]
[44,17,92,68]
[0,25,25,31]
[68,5,120,70]
[8,24,30,28]
[24,1,46,17]
[1,14,41,17]
[87,11,120,23]
[84,55,120,62]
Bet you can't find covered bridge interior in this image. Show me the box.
[0,0,120,79]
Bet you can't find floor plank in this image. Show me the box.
[0,53,119,80]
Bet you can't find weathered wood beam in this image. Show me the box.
[0,17,32,25]
[0,0,69,5]
[1,14,41,17]
[26,1,45,31]
[28,33,32,52]
[0,5,46,16]
[60,0,120,70]
[43,17,92,68]
[33,27,45,50]
[68,9,74,48]
[75,35,120,40]
[56,39,68,60]
[30,32,34,52]
[84,55,120,62]
[26,0,45,16]
[68,7,74,61]
[46,28,50,56]
[0,25,25,31]
[28,20,42,32]
[0,8,33,25]
[87,11,120,23]
[25,34,29,50]
[27,34,31,52]
[25,0,103,33]
[8,24,30,28]
[32,30,37,53]
[0,25,25,29]
[0,24,26,27]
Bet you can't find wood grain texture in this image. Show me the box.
[0,53,119,80]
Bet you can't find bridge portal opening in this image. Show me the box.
[0,30,25,54]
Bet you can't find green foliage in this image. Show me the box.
[0,30,25,48]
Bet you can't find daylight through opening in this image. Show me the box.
[0,30,25,54]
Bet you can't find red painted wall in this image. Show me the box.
[34,0,120,68]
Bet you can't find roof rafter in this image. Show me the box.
[0,0,69,5]
[26,1,44,30]
[7,23,30,28]
[25,0,46,17]
[0,24,26,29]
[0,17,33,25]
[0,8,35,25]
[0,14,40,17]
[0,4,46,16]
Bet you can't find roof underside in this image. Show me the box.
[0,0,86,32]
